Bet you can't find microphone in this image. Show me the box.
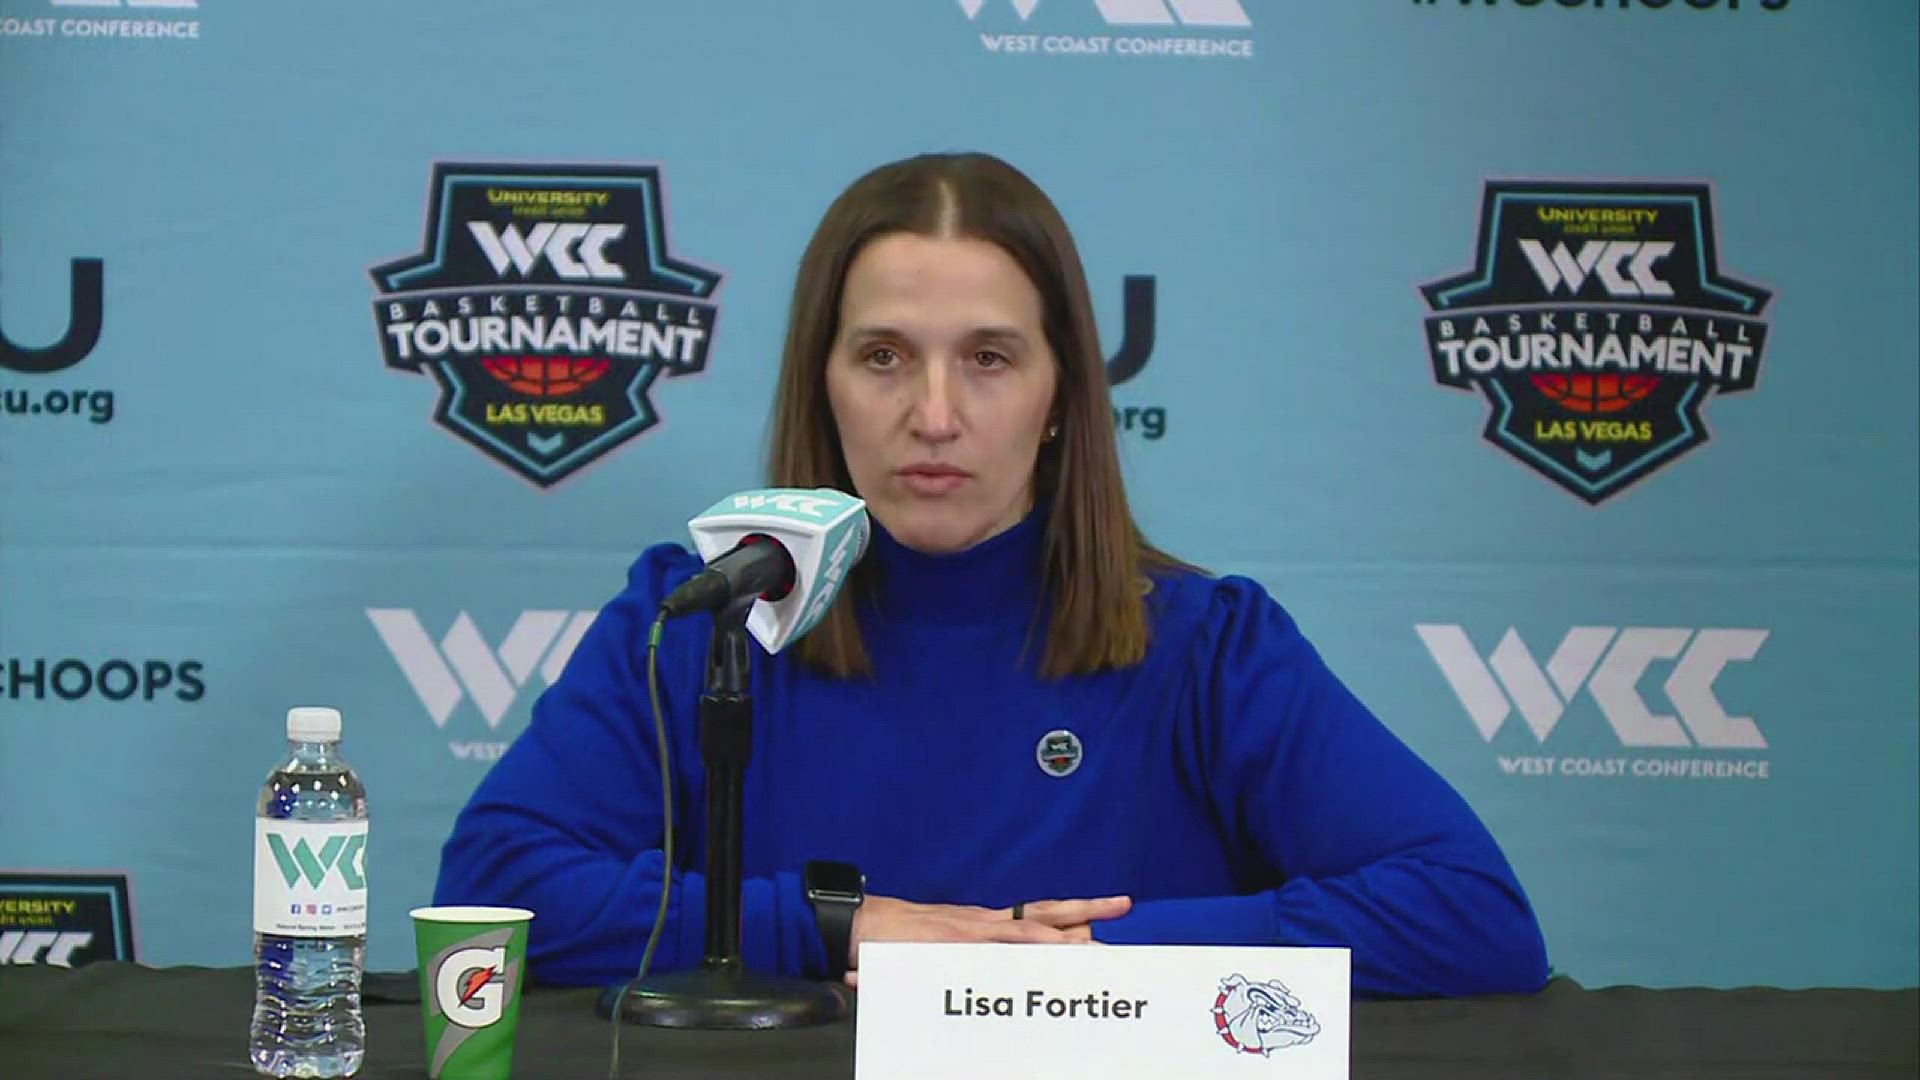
[604,491,869,1030]
[657,535,796,618]
[658,488,870,653]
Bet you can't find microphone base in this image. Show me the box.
[596,961,850,1030]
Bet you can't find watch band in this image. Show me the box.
[804,859,864,980]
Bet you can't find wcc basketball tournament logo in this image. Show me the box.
[0,872,137,968]
[1420,182,1772,504]
[371,163,721,487]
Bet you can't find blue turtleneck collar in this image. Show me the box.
[861,505,1047,628]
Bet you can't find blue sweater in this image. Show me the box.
[434,510,1549,997]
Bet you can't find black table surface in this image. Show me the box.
[0,963,1914,1079]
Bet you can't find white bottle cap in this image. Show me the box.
[287,706,342,743]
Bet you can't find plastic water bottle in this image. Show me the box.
[250,707,369,1078]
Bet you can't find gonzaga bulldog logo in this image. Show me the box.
[1420,181,1771,504]
[371,163,721,488]
[1212,974,1319,1056]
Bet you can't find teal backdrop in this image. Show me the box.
[2,0,1915,991]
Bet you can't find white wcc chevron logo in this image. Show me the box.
[733,492,834,517]
[958,0,1251,28]
[1416,625,1768,750]
[368,609,596,728]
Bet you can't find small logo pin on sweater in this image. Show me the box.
[1035,730,1083,777]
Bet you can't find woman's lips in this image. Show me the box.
[896,465,970,496]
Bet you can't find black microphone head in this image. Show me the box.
[658,534,797,618]
[735,534,797,601]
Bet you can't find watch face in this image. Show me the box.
[807,862,863,900]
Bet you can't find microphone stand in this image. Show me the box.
[597,593,849,1028]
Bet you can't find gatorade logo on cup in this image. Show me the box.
[436,945,509,1028]
[419,922,526,1079]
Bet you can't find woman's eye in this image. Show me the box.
[864,347,900,368]
[975,351,1010,368]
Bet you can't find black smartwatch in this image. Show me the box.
[803,860,865,979]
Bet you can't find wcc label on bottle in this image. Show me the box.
[253,820,369,936]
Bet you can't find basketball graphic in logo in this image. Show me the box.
[1530,372,1660,415]
[480,357,611,397]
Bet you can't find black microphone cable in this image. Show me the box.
[606,610,673,1080]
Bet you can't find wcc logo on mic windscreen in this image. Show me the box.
[371,163,722,488]
[1419,181,1771,504]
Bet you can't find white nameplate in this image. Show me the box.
[855,942,1350,1080]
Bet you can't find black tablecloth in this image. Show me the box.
[0,963,1914,1079]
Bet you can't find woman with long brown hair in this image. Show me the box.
[435,152,1550,999]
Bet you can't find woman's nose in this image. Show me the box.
[908,361,961,440]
